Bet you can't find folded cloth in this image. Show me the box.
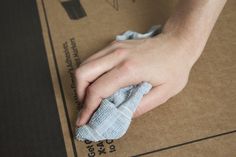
[75,25,161,142]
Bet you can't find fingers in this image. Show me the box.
[81,40,126,65]
[133,84,170,118]
[81,44,114,65]
[76,61,141,126]
[76,49,129,103]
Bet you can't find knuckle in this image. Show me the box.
[87,85,97,95]
[86,85,103,99]
[159,95,169,104]
[113,48,128,57]
[75,68,81,77]
[75,68,80,76]
[119,60,136,73]
[110,40,121,47]
[75,68,84,81]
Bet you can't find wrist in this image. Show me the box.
[161,21,205,67]
[159,0,226,68]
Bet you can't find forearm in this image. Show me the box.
[162,0,227,65]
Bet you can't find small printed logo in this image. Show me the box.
[106,0,136,11]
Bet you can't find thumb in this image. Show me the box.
[133,85,169,118]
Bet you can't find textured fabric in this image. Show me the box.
[75,25,161,142]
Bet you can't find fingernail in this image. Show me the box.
[76,119,83,127]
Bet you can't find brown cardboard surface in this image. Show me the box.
[36,0,236,156]
[142,132,236,157]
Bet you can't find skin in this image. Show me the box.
[75,0,227,127]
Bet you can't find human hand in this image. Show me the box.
[75,32,198,127]
[75,0,226,127]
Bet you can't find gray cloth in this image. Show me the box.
[75,25,161,142]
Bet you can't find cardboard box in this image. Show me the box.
[36,0,236,156]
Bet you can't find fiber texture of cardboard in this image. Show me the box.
[36,0,236,156]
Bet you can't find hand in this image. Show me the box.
[75,32,197,127]
[74,0,226,127]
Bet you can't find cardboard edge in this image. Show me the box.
[36,0,77,156]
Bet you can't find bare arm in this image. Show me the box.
[163,0,227,66]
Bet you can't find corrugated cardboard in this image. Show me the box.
[36,0,236,156]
